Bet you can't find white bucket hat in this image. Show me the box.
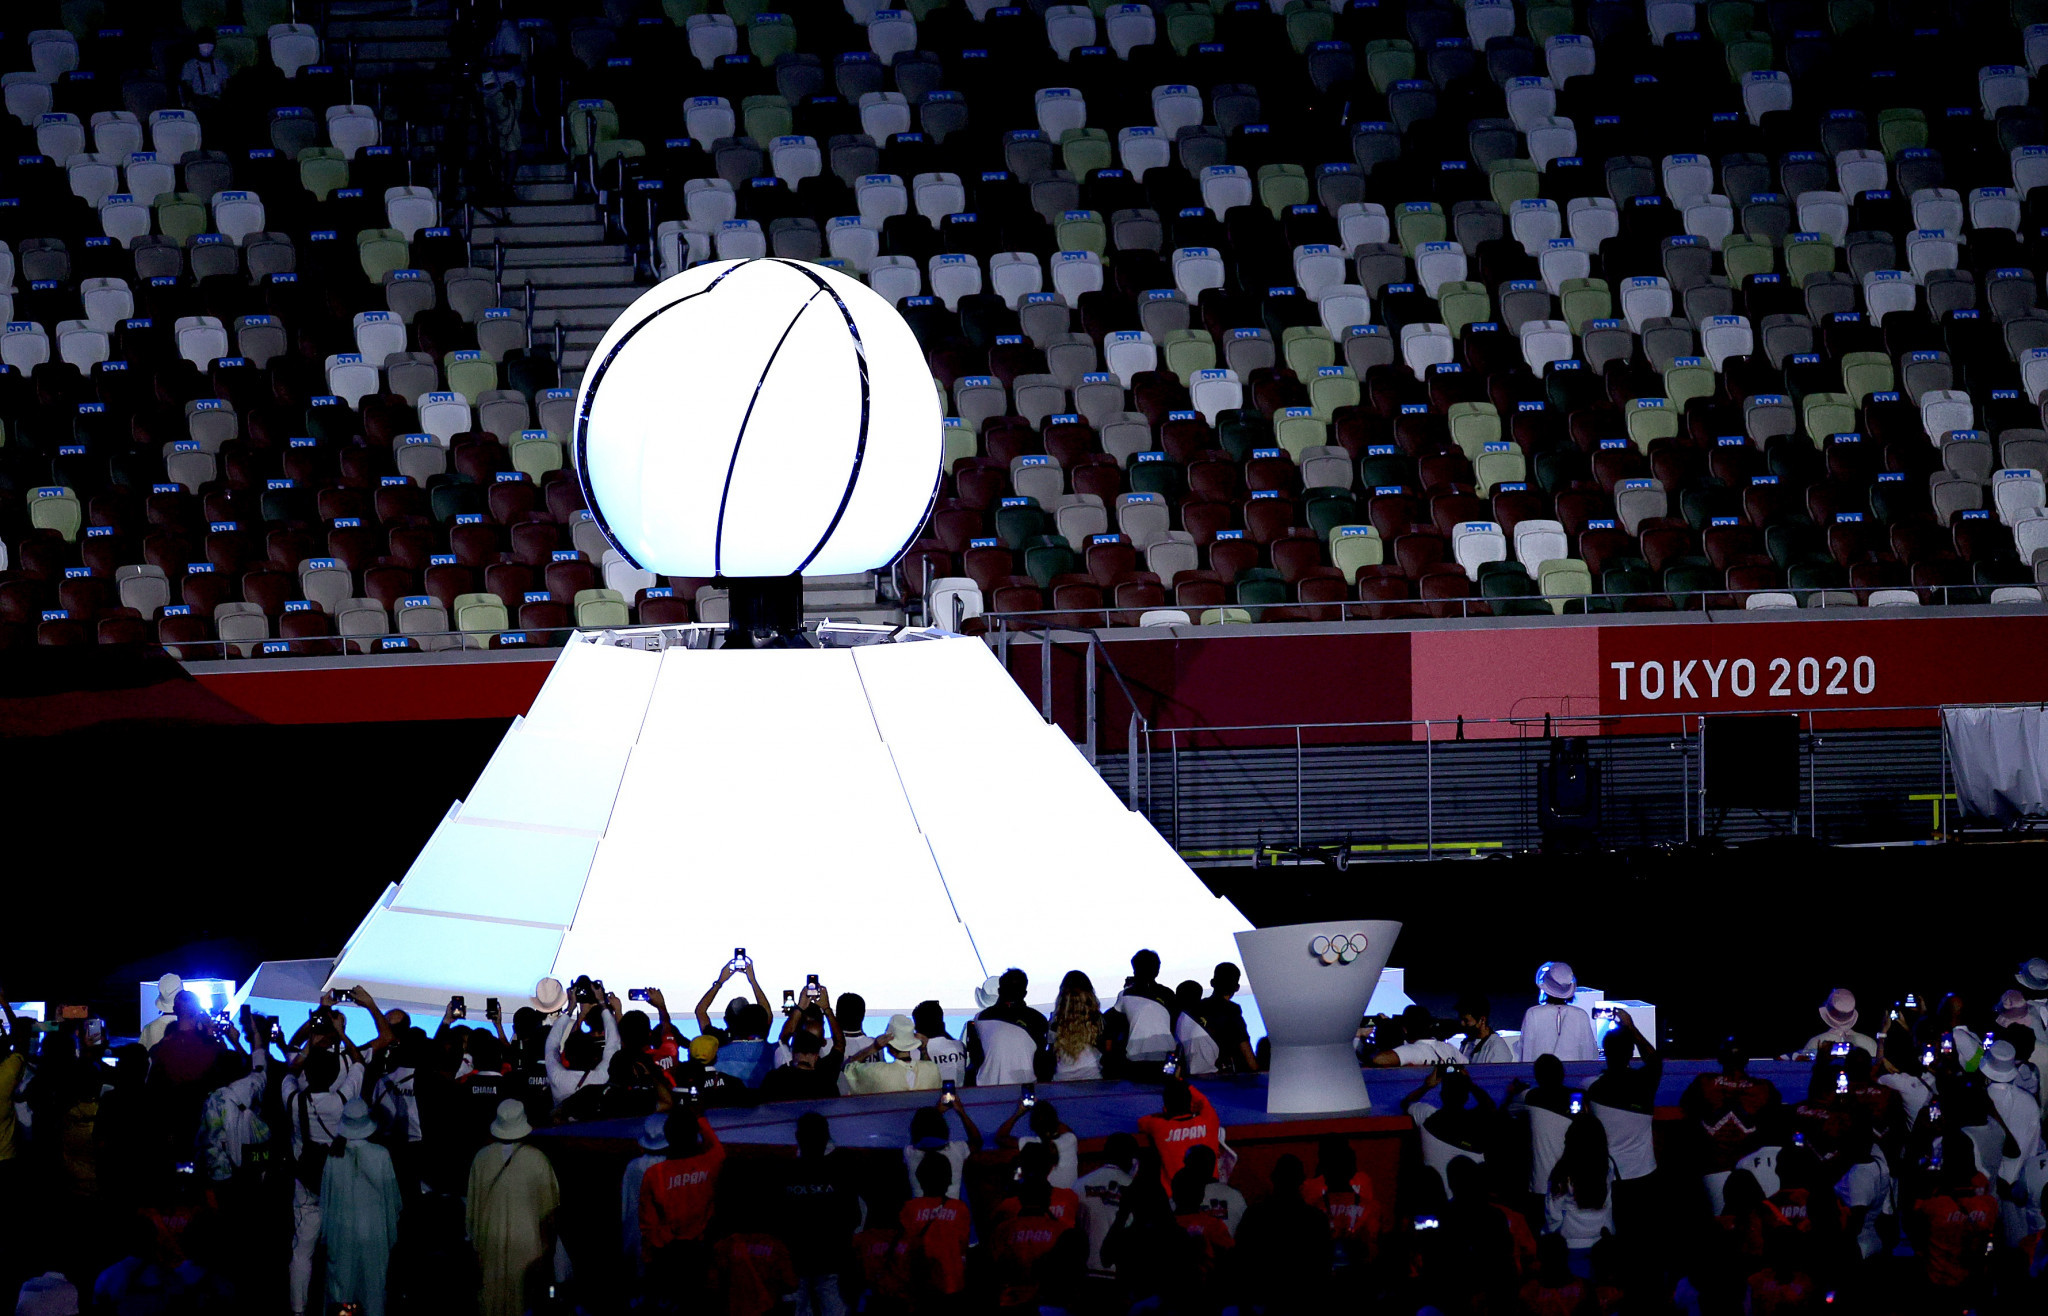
[153,973,183,1012]
[2016,957,2048,993]
[637,1113,669,1153]
[974,975,1003,1010]
[490,1098,533,1141]
[1819,988,1858,1032]
[336,1098,378,1141]
[883,1013,920,1052]
[534,977,567,1013]
[1981,1038,2020,1084]
[1536,961,1576,999]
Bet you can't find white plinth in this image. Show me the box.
[1236,919,1401,1116]
[312,632,1250,1015]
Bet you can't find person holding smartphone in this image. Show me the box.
[1798,988,1878,1059]
[772,981,839,1071]
[1585,1007,1661,1232]
[901,1091,983,1201]
[694,956,775,1089]
[543,984,622,1111]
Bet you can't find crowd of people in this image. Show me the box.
[2,952,2046,1316]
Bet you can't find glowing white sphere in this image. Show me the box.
[574,259,942,578]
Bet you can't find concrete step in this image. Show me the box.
[502,243,630,267]
[807,573,877,589]
[804,604,904,625]
[804,586,881,607]
[325,17,453,41]
[516,162,571,182]
[472,223,608,246]
[528,306,624,328]
[512,183,577,203]
[499,264,639,288]
[497,203,600,225]
[529,281,644,305]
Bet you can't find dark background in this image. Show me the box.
[6,712,2038,1051]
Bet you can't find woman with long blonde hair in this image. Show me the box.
[1049,970,1105,1081]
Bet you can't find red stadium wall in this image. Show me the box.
[8,612,2047,739]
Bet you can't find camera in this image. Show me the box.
[571,976,604,1006]
[450,996,467,1020]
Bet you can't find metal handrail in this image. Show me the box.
[1138,702,1974,853]
[977,580,2047,629]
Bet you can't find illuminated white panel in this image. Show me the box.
[329,904,563,1005]
[638,646,880,746]
[389,814,599,927]
[519,641,661,745]
[552,826,981,1012]
[857,639,1250,1002]
[458,726,631,833]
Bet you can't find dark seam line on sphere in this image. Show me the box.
[882,473,944,577]
[573,259,751,571]
[714,287,826,575]
[767,259,873,575]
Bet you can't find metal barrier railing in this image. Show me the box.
[1124,702,1973,857]
[974,580,2045,631]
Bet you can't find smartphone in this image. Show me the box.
[174,1161,197,1176]
[485,998,501,1018]
[1161,1053,1181,1077]
[941,1079,957,1106]
[805,973,819,993]
[629,988,650,1002]
[1592,1003,1616,1021]
[450,995,467,1019]
[59,1003,89,1021]
[1940,1032,1955,1055]
[1927,1102,1942,1123]
[1835,1070,1849,1095]
[1921,1046,1937,1068]
[686,1085,701,1100]
[1793,1131,1805,1147]
[781,990,796,1015]
[1022,1083,1037,1108]
[1568,1094,1583,1116]
[1904,993,1919,1008]
[1830,1040,1850,1058]
[731,948,747,970]
[1412,1215,1440,1231]
[1889,1008,1900,1023]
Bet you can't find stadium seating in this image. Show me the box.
[12,1,2048,655]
